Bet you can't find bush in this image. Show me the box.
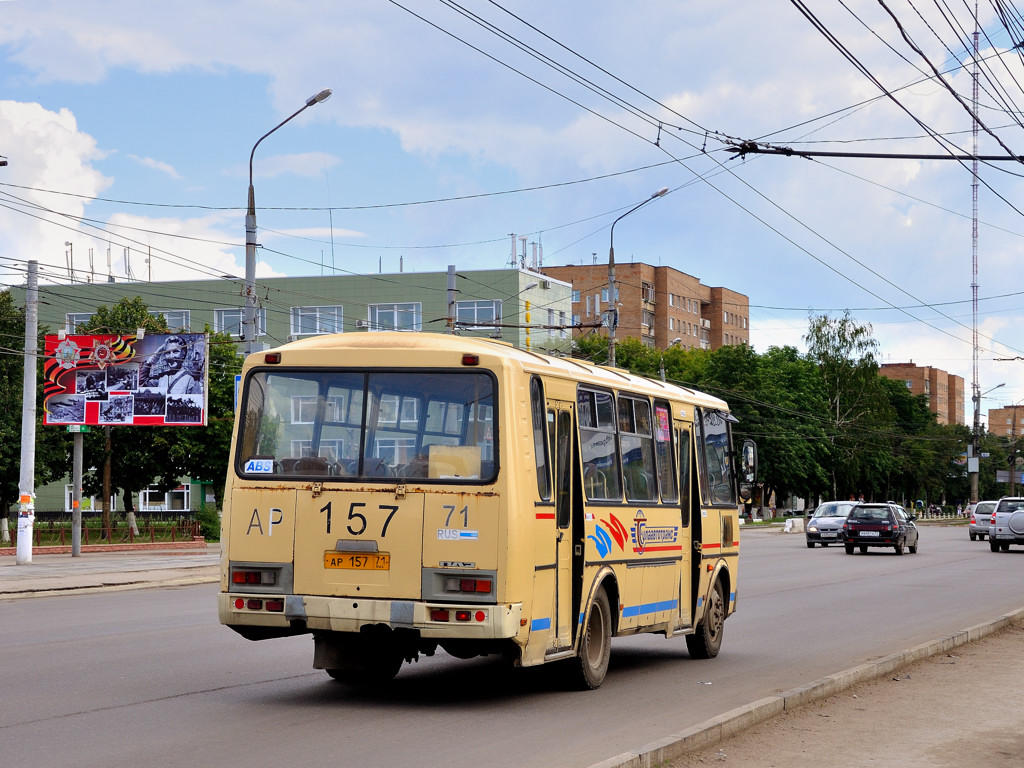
[195,506,221,541]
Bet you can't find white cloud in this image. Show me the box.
[128,155,181,179]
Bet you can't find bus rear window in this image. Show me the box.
[237,370,496,482]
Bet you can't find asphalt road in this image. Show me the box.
[1,524,1020,768]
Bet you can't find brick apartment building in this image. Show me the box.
[987,405,1024,438]
[878,361,965,426]
[539,262,749,351]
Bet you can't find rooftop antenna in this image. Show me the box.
[124,247,134,280]
[88,247,94,282]
[64,241,74,281]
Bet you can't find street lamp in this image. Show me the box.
[660,337,682,381]
[607,186,669,368]
[970,381,1005,503]
[243,88,332,357]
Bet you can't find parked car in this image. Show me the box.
[968,500,997,541]
[805,500,857,548]
[989,497,1024,552]
[843,503,919,555]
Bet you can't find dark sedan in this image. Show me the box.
[805,500,857,548]
[843,503,919,555]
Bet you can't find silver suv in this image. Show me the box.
[989,497,1024,552]
[968,500,997,541]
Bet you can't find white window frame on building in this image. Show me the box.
[368,302,421,332]
[65,312,94,333]
[571,289,580,303]
[215,307,267,338]
[140,484,191,512]
[64,485,105,514]
[290,305,344,338]
[151,309,191,331]
[455,299,501,336]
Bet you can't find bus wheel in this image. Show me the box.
[326,651,403,686]
[686,578,725,659]
[571,587,612,690]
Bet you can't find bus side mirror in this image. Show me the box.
[738,439,757,502]
[740,439,757,483]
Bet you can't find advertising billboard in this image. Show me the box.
[43,333,209,427]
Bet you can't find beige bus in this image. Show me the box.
[218,332,755,689]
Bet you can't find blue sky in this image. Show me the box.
[3,1,1024,417]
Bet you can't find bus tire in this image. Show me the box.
[686,578,725,659]
[571,587,612,690]
[326,652,403,685]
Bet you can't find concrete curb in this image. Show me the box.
[587,606,1024,768]
[0,540,208,556]
[1,571,220,600]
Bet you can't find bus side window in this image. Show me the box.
[530,377,551,500]
[678,428,691,526]
[578,388,621,501]
[556,410,572,528]
[654,402,677,503]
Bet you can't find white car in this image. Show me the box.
[989,497,1024,551]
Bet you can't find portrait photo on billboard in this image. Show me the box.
[43,332,209,427]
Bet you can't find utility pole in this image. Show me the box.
[17,260,38,565]
[969,5,982,505]
[446,265,457,334]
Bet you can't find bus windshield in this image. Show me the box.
[237,369,496,482]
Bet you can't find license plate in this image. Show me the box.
[324,552,390,570]
[821,532,838,538]
[859,531,880,537]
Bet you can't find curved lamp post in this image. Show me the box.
[607,187,669,367]
[659,337,683,381]
[243,88,332,356]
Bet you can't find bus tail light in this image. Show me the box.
[455,610,472,622]
[444,576,492,595]
[430,609,450,622]
[231,569,277,586]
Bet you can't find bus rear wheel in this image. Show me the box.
[325,652,403,686]
[686,578,726,659]
[318,632,404,686]
[571,587,612,690]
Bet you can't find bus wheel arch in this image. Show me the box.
[569,584,613,690]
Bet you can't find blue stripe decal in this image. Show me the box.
[730,592,736,602]
[530,617,552,632]
[621,599,678,618]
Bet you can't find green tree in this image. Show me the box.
[0,290,70,530]
[804,312,893,499]
[164,329,242,509]
[77,299,172,532]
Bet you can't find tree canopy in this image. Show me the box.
[577,314,974,508]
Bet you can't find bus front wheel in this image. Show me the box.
[686,578,725,659]
[571,587,612,690]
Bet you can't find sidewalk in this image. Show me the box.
[0,542,219,598]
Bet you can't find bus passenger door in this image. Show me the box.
[677,424,694,630]
[551,406,576,648]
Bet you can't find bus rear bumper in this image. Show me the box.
[219,592,523,640]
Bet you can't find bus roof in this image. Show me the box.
[258,332,730,412]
